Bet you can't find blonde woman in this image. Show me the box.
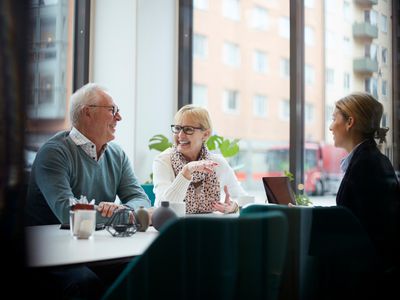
[329,92,400,286]
[152,105,247,214]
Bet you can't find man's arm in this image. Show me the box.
[33,144,74,224]
[117,152,151,210]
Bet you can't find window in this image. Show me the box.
[305,103,314,124]
[305,0,314,9]
[366,44,378,61]
[365,10,378,25]
[343,72,350,92]
[222,0,240,21]
[28,0,74,120]
[193,84,208,107]
[382,80,387,97]
[253,50,268,74]
[305,64,315,85]
[193,33,208,59]
[326,68,334,85]
[365,77,378,98]
[223,42,240,67]
[194,0,208,11]
[325,31,336,50]
[343,1,351,22]
[253,94,268,117]
[250,6,268,30]
[280,58,289,79]
[223,90,239,113]
[279,17,290,39]
[342,36,351,54]
[305,26,314,46]
[382,47,387,64]
[381,14,388,33]
[280,99,290,121]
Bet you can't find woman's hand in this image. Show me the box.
[181,160,219,180]
[213,185,238,214]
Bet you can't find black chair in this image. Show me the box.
[102,212,288,300]
[241,204,380,300]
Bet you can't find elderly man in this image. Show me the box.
[26,83,150,225]
[25,83,150,299]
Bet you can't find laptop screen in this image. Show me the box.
[262,176,296,205]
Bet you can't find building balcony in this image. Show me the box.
[353,58,378,74]
[353,22,378,39]
[354,0,378,8]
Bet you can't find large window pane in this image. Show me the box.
[27,0,75,150]
[193,0,290,201]
[304,0,394,205]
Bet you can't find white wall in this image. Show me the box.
[90,0,177,183]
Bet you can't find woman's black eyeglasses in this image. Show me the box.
[88,105,120,117]
[171,125,204,135]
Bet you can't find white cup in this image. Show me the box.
[237,195,255,208]
[169,202,186,217]
[70,209,96,239]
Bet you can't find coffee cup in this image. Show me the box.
[237,195,255,208]
[169,202,186,217]
[70,209,96,239]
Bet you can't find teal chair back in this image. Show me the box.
[241,204,379,300]
[102,212,288,300]
[141,184,155,206]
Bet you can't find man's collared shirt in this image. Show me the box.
[69,127,107,161]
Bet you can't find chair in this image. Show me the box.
[141,183,155,206]
[102,212,288,300]
[241,204,380,300]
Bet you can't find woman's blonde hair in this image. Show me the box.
[335,92,388,143]
[174,105,213,130]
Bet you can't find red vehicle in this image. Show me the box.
[234,142,347,195]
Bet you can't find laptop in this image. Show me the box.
[262,176,296,205]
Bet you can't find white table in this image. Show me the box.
[26,224,159,268]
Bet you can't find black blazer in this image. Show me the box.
[336,139,400,270]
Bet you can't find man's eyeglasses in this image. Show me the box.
[171,125,204,135]
[88,105,120,117]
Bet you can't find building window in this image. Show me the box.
[365,10,378,26]
[381,14,388,33]
[194,0,208,11]
[280,99,290,121]
[382,47,387,64]
[280,58,289,79]
[343,1,351,22]
[253,94,268,117]
[305,0,314,9]
[365,77,378,98]
[342,36,351,54]
[382,80,387,97]
[305,103,314,124]
[305,64,315,85]
[193,84,208,107]
[28,0,73,119]
[253,50,268,74]
[279,17,290,39]
[250,6,268,30]
[193,33,208,59]
[326,68,334,85]
[222,0,240,21]
[223,90,239,113]
[343,72,350,91]
[366,44,378,61]
[305,26,314,46]
[223,42,240,67]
